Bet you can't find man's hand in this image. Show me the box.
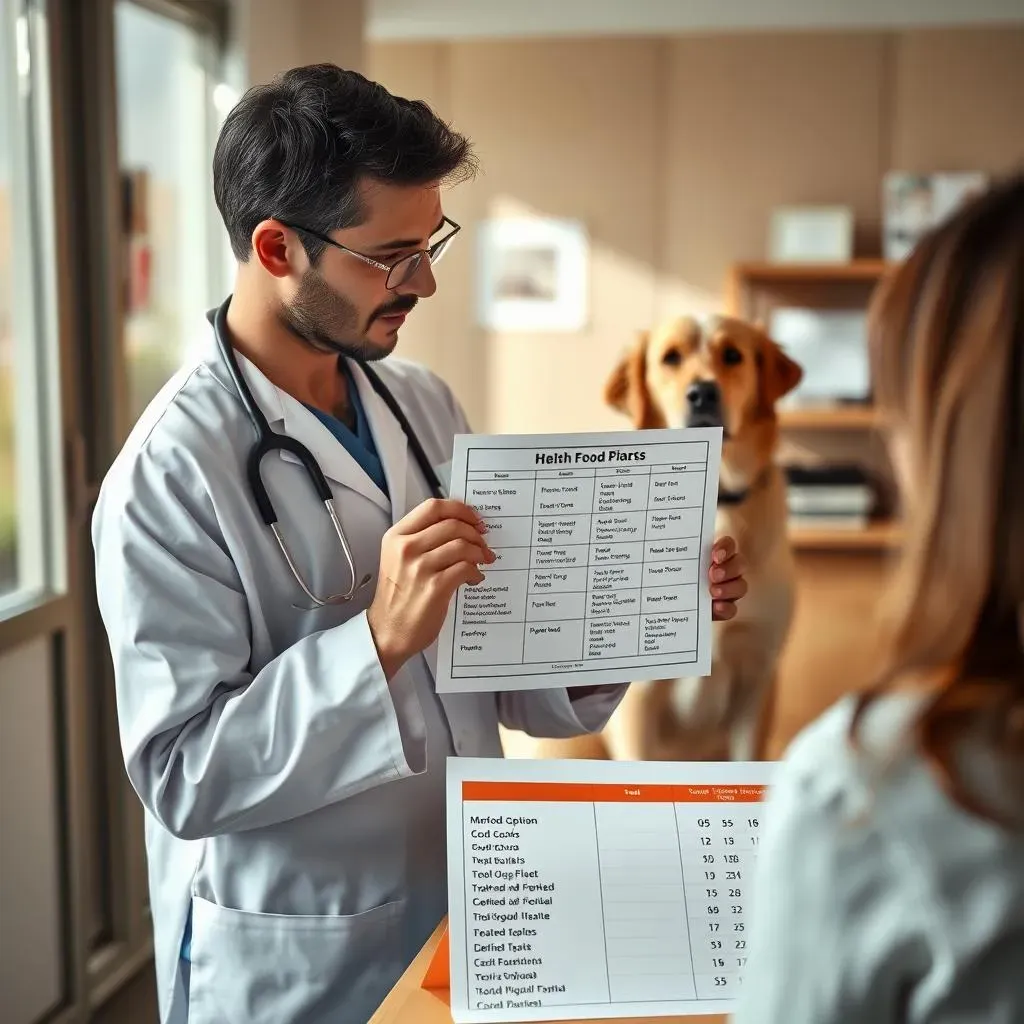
[367,498,494,680]
[709,535,747,621]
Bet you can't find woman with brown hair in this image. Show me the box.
[733,174,1024,1023]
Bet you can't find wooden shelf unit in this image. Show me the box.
[731,258,890,283]
[789,519,903,551]
[726,258,892,326]
[778,405,880,430]
[726,258,897,553]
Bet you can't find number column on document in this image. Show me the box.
[524,469,595,664]
[585,466,651,662]
[674,789,758,1000]
[454,469,535,672]
[640,452,708,660]
[463,785,610,1011]
[593,787,697,1002]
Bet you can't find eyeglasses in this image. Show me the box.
[276,216,461,290]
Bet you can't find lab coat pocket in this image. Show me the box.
[186,895,405,1024]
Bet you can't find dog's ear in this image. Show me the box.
[603,339,637,415]
[757,334,803,413]
[605,331,662,429]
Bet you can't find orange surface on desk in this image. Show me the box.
[368,918,726,1024]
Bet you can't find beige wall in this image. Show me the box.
[369,28,1024,435]
[242,0,365,86]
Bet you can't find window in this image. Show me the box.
[0,0,63,612]
[0,61,14,597]
[1,0,233,1016]
[114,0,228,425]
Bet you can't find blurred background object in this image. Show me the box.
[114,0,221,421]
[1,1,1022,1021]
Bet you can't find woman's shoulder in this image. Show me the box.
[779,689,1023,819]
[774,691,926,806]
[759,691,1024,1021]
[770,690,1024,905]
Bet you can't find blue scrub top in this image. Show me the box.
[302,360,389,498]
[179,360,387,964]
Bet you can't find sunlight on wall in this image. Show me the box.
[479,196,723,436]
[653,274,722,323]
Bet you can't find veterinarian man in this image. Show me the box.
[91,64,749,1024]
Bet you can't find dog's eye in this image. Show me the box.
[662,349,682,366]
[722,346,743,366]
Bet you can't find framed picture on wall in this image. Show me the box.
[882,171,988,261]
[768,206,854,263]
[476,216,589,332]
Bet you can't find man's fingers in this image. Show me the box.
[394,497,486,536]
[710,551,746,584]
[711,576,748,602]
[422,538,494,574]
[712,600,738,621]
[712,535,736,564]
[436,559,485,597]
[405,518,492,559]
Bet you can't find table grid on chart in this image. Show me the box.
[459,782,763,1014]
[450,441,711,679]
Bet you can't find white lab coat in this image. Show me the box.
[91,315,626,1024]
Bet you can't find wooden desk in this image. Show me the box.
[369,918,726,1024]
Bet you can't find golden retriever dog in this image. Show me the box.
[501,314,802,763]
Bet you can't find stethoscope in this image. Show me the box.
[210,296,445,606]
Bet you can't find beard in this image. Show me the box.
[277,266,417,362]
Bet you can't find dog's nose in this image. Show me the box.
[686,380,721,411]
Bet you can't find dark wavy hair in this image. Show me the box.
[213,63,477,262]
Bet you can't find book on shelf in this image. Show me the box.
[784,464,877,527]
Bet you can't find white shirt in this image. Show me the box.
[734,691,1024,1024]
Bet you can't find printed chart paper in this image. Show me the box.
[435,427,723,693]
[446,756,775,1022]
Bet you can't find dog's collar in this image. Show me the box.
[718,486,750,506]
[718,468,770,507]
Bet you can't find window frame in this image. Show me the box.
[69,0,234,998]
[113,0,232,432]
[0,0,233,1019]
[0,0,66,620]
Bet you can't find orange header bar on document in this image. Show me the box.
[461,781,768,803]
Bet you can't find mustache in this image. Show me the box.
[371,295,418,321]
